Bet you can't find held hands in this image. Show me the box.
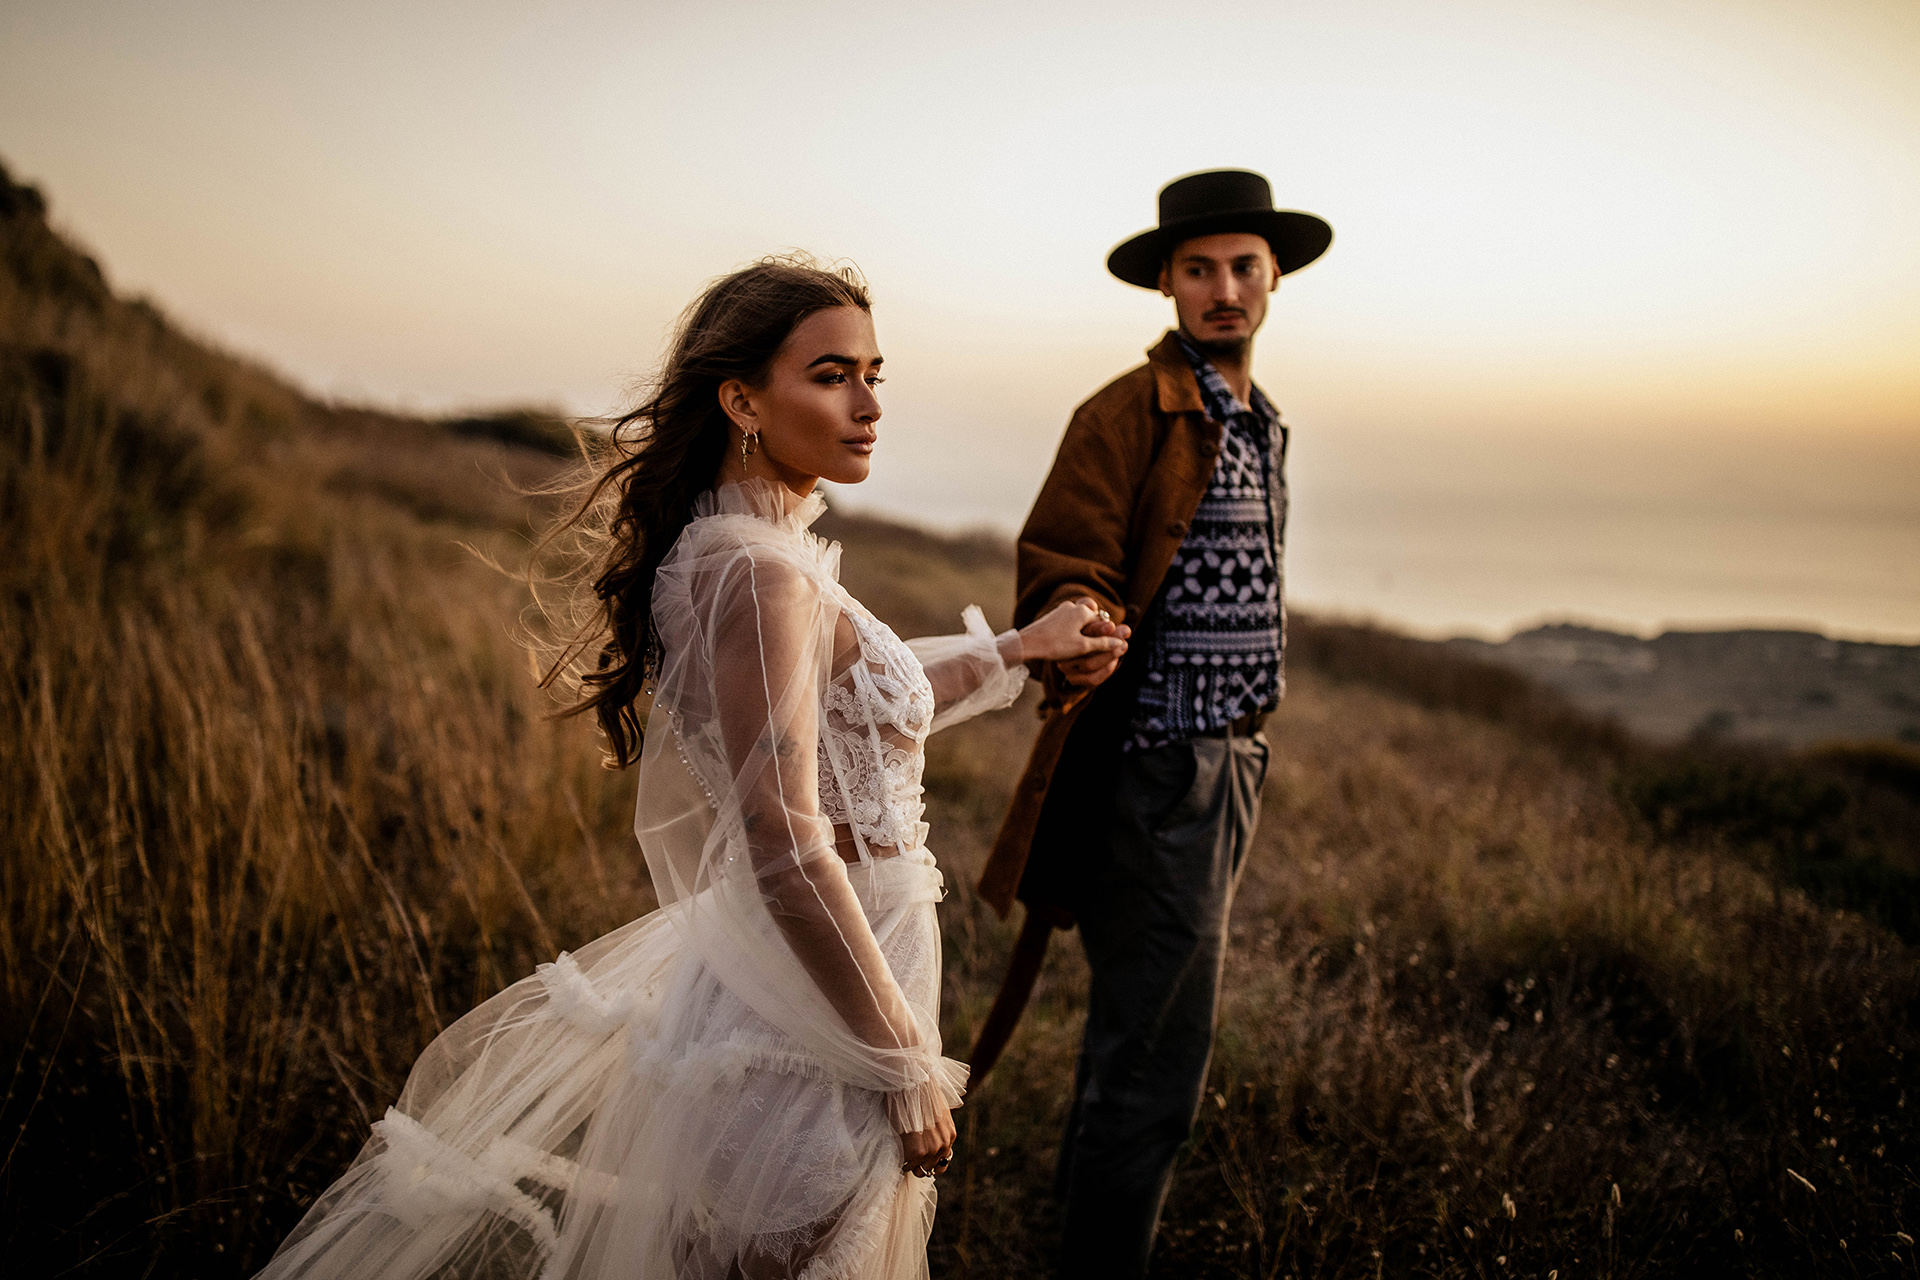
[900,1104,957,1180]
[1015,596,1131,689]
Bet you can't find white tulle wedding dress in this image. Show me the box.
[258,480,1028,1280]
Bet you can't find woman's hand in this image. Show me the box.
[900,1105,958,1179]
[1016,597,1131,688]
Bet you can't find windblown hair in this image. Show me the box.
[541,254,871,767]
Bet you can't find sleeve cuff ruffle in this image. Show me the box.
[883,1055,970,1132]
[924,606,1028,734]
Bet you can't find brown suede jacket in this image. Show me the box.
[977,331,1234,917]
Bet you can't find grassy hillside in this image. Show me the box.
[1,161,648,1273]
[4,158,1917,1278]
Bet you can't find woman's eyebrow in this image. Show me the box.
[805,352,882,368]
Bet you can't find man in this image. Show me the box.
[970,169,1332,1278]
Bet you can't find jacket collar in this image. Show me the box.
[1147,331,1206,417]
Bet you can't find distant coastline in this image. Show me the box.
[1454,622,1920,748]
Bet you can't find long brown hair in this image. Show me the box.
[542,255,871,766]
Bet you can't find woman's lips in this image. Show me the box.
[843,436,876,454]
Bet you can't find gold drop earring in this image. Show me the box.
[740,430,760,461]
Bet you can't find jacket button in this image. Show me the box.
[1166,520,1187,536]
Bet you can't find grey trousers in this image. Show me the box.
[1054,729,1269,1280]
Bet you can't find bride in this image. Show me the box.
[256,257,1127,1279]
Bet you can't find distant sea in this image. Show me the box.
[838,471,1920,646]
[1281,489,1920,644]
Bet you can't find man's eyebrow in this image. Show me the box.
[804,352,881,368]
[1177,252,1268,267]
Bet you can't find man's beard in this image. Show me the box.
[1188,331,1249,359]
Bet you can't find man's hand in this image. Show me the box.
[1060,651,1122,688]
[1030,595,1130,689]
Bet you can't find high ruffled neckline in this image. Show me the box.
[695,478,828,532]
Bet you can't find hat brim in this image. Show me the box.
[1106,209,1332,289]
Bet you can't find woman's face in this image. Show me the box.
[723,305,883,492]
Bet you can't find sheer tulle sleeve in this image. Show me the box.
[642,527,964,1132]
[710,553,921,1046]
[906,605,1028,734]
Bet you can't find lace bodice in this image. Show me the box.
[652,483,1024,868]
[817,594,937,854]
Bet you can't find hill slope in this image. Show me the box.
[3,159,1917,1278]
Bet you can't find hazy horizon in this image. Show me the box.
[3,0,1915,642]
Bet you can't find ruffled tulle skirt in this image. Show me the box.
[258,855,955,1280]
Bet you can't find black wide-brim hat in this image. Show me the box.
[1107,169,1332,289]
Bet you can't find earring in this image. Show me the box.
[740,430,759,460]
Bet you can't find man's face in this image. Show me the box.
[1157,232,1280,356]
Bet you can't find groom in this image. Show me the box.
[972,170,1332,1278]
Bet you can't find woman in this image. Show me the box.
[257,257,1127,1280]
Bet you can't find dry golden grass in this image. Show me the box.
[4,160,1917,1278]
[919,660,1920,1278]
[2,167,646,1271]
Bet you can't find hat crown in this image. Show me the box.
[1158,170,1275,225]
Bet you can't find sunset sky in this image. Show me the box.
[3,0,1916,640]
